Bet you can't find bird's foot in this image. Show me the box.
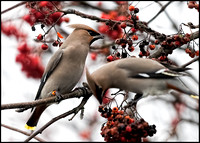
[74,87,88,96]
[51,90,63,103]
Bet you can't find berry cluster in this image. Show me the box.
[23,1,69,26]
[1,23,27,40]
[104,5,141,62]
[187,1,199,11]
[99,106,156,142]
[185,48,199,58]
[15,42,44,79]
[159,33,198,59]
[98,11,127,39]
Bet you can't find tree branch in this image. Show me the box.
[78,1,110,13]
[147,1,173,24]
[180,56,199,68]
[1,83,92,111]
[149,30,199,58]
[24,92,92,142]
[1,1,27,14]
[1,124,45,142]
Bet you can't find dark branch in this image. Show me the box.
[149,30,199,58]
[24,93,91,142]
[181,56,199,68]
[78,1,110,13]
[1,83,92,111]
[147,1,173,24]
[1,124,45,142]
[1,1,27,14]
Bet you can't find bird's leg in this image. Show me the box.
[52,90,63,103]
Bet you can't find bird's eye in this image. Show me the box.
[87,30,100,36]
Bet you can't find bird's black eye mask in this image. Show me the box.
[87,30,101,36]
[87,30,104,45]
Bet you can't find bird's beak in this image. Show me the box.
[94,34,104,40]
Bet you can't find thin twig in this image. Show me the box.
[155,1,179,31]
[1,124,45,142]
[181,56,199,68]
[78,1,110,13]
[147,1,173,24]
[1,1,27,14]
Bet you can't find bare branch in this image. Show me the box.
[78,1,110,13]
[1,1,27,14]
[1,124,45,142]
[181,56,199,68]
[1,83,92,111]
[147,1,173,24]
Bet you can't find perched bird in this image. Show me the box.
[86,57,198,104]
[25,24,104,130]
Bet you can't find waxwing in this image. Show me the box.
[86,57,199,104]
[25,24,104,130]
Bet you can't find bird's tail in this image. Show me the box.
[167,78,199,99]
[25,105,47,130]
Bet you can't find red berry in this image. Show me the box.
[52,40,59,46]
[136,15,139,20]
[189,52,195,58]
[112,107,118,113]
[195,50,199,56]
[128,118,135,124]
[128,46,135,52]
[126,125,132,132]
[64,17,70,23]
[41,43,48,50]
[120,137,126,142]
[149,44,155,50]
[120,22,127,29]
[183,36,190,42]
[39,1,48,7]
[97,1,102,7]
[131,28,137,33]
[132,35,138,40]
[175,41,181,47]
[115,39,121,45]
[188,2,195,8]
[185,33,191,37]
[37,34,43,41]
[173,35,180,41]
[185,48,191,54]
[129,5,135,11]
[154,39,159,45]
[158,56,166,61]
[145,50,150,56]
[118,110,124,115]
[90,52,97,60]
[139,51,143,57]
[107,55,114,62]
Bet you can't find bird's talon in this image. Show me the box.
[53,91,63,103]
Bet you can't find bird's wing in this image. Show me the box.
[34,49,63,100]
[116,58,188,79]
[130,68,189,79]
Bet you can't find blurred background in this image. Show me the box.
[1,1,199,142]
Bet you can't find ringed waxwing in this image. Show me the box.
[25,24,104,130]
[86,57,199,104]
